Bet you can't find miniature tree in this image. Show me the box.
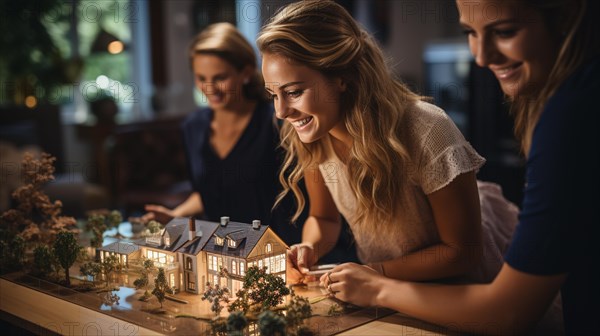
[201,282,231,316]
[85,210,123,246]
[327,303,344,317]
[296,325,316,336]
[107,210,123,229]
[227,311,248,335]
[229,266,290,314]
[0,153,77,244]
[101,254,119,287]
[134,258,155,299]
[147,220,163,234]
[133,275,149,299]
[210,318,228,336]
[285,287,313,332]
[101,290,120,306]
[152,267,173,309]
[258,310,286,336]
[52,231,81,286]
[79,261,102,286]
[0,244,6,273]
[86,214,107,248]
[2,235,26,270]
[33,245,54,277]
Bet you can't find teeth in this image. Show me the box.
[497,64,519,74]
[292,117,312,127]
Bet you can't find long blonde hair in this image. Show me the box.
[257,0,421,227]
[188,22,266,101]
[513,0,600,155]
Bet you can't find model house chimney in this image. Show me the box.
[188,217,196,240]
[252,219,261,230]
[220,216,229,227]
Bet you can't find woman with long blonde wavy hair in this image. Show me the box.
[259,0,517,285]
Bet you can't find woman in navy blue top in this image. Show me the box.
[180,100,285,228]
[321,0,599,334]
[142,22,301,241]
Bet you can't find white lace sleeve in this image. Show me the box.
[417,107,486,194]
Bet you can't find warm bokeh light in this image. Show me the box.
[24,96,37,108]
[108,41,124,54]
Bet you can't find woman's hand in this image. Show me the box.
[320,262,388,307]
[286,243,318,284]
[141,204,176,224]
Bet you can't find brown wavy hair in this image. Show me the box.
[257,0,422,228]
[512,0,600,155]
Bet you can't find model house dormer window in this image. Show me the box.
[265,243,272,253]
[228,239,236,248]
[215,236,224,246]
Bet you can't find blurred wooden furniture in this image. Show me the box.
[106,116,191,215]
[0,105,65,173]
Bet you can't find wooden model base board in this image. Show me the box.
[0,272,396,335]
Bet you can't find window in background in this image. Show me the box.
[43,0,151,124]
[423,40,472,136]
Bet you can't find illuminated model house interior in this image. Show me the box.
[98,217,288,295]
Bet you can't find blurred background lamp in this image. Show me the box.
[107,41,124,54]
[91,28,125,54]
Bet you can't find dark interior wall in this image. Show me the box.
[0,105,65,174]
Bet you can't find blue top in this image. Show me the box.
[180,101,301,244]
[504,56,600,335]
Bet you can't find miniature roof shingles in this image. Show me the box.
[179,220,221,255]
[203,220,269,258]
[134,218,284,259]
[99,241,139,255]
[136,218,219,253]
[226,229,246,242]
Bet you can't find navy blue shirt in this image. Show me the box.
[181,101,302,244]
[504,57,600,335]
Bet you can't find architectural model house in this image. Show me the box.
[115,217,289,295]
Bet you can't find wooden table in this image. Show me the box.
[1,274,452,335]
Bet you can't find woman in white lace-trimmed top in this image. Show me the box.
[258,0,517,285]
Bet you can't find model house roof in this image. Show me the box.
[203,220,269,258]
[136,218,219,253]
[135,217,284,259]
[178,220,221,255]
[99,241,139,255]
